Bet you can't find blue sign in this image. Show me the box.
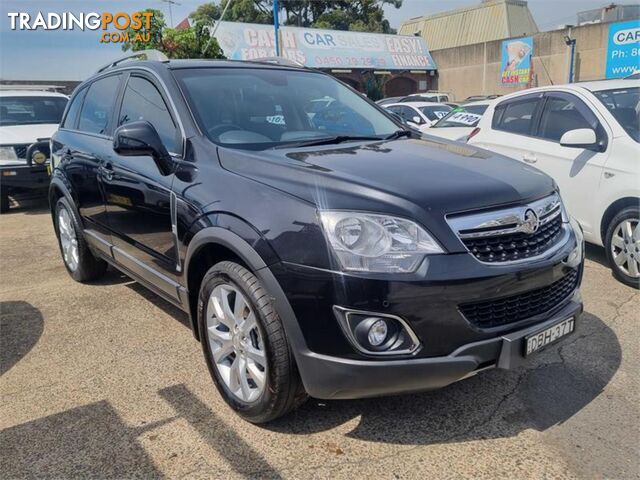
[606,20,640,78]
[500,37,533,85]
[214,22,436,70]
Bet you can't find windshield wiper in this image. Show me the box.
[384,129,412,140]
[275,135,383,149]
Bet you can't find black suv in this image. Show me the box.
[50,53,585,423]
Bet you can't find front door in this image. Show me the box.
[102,73,184,299]
[521,92,610,236]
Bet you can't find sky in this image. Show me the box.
[0,0,637,80]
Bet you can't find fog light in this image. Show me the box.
[32,151,47,165]
[367,319,388,346]
[333,306,421,356]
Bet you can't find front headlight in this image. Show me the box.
[0,146,18,161]
[566,216,584,267]
[319,211,444,273]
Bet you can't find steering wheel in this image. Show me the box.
[207,124,243,139]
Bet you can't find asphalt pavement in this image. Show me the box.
[1,195,638,479]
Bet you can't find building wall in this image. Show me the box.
[399,0,538,51]
[324,70,434,98]
[431,22,611,101]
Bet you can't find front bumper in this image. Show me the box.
[297,295,582,399]
[0,163,50,191]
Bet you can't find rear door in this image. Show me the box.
[102,72,183,297]
[474,93,545,163]
[55,74,122,252]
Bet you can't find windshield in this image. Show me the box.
[0,96,67,127]
[174,68,399,150]
[418,105,452,122]
[433,104,488,128]
[592,87,640,142]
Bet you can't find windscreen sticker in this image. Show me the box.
[447,112,482,125]
[433,110,449,119]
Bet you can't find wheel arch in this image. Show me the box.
[600,197,640,244]
[48,176,80,231]
[183,225,310,372]
[184,227,271,342]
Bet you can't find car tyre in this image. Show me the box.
[605,205,640,289]
[198,261,307,423]
[54,197,107,282]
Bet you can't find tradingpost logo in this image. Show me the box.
[7,11,155,43]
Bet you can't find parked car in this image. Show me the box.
[375,96,404,106]
[469,80,639,287]
[428,100,494,141]
[383,102,453,131]
[0,89,68,212]
[405,91,452,103]
[50,52,585,423]
[462,94,502,104]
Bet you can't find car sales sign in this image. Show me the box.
[606,20,640,79]
[214,21,436,70]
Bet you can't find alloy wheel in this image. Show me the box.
[58,207,79,272]
[206,283,267,403]
[610,218,640,279]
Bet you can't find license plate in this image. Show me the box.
[525,317,575,356]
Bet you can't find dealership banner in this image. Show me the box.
[500,36,533,85]
[214,21,436,70]
[605,20,640,78]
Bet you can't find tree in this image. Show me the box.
[188,0,401,32]
[121,9,225,59]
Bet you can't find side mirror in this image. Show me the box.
[113,121,173,175]
[559,128,599,150]
[412,115,423,125]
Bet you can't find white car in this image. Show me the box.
[427,100,494,141]
[383,102,453,132]
[0,89,68,212]
[469,80,640,287]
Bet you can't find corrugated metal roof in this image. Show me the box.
[399,0,538,51]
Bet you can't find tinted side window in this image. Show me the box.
[538,95,598,142]
[493,97,540,135]
[118,76,179,153]
[62,88,87,129]
[78,75,121,135]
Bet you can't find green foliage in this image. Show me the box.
[189,0,401,32]
[122,8,224,59]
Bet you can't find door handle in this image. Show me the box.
[523,153,537,164]
[100,162,114,181]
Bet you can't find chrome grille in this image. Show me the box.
[12,144,29,159]
[447,193,567,263]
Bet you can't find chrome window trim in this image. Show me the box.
[332,306,422,357]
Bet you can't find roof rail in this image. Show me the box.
[96,49,169,73]
[249,57,305,68]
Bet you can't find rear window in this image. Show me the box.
[62,88,87,130]
[0,96,68,127]
[492,97,540,135]
[78,75,121,135]
[418,105,452,121]
[433,104,488,128]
